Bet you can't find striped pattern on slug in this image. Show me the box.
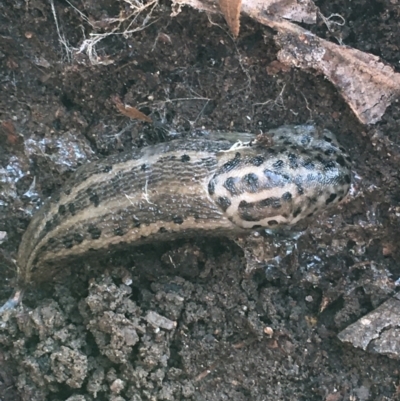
[16,125,351,285]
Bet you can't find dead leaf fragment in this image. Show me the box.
[219,0,242,37]
[243,3,400,124]
[173,0,317,25]
[173,0,400,124]
[325,393,341,401]
[269,21,400,124]
[112,96,152,123]
[0,120,23,147]
[266,60,291,75]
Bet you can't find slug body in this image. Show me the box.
[17,125,352,285]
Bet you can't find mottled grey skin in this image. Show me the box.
[209,125,352,228]
[15,125,351,287]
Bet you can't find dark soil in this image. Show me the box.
[1,0,400,400]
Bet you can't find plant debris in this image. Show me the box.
[338,293,400,359]
[173,0,400,125]
[113,96,152,123]
[219,0,242,37]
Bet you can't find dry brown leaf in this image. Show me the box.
[325,394,342,401]
[266,60,291,75]
[172,0,400,124]
[173,0,317,24]
[219,0,242,37]
[112,96,152,123]
[251,17,400,125]
[0,120,23,147]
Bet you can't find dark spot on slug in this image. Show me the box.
[216,196,232,212]
[307,212,314,217]
[336,155,346,167]
[141,164,148,171]
[224,177,240,196]
[323,161,336,171]
[324,135,332,143]
[102,165,113,173]
[282,192,292,201]
[293,207,302,218]
[159,227,167,233]
[339,147,346,153]
[87,225,102,240]
[252,224,262,229]
[181,154,190,162]
[173,215,184,225]
[31,257,41,272]
[158,154,177,163]
[263,170,290,187]
[208,179,215,196]
[132,217,141,228]
[222,153,241,173]
[73,233,84,244]
[52,193,61,203]
[259,197,281,209]
[338,196,344,202]
[243,173,259,192]
[301,136,310,146]
[239,200,248,208]
[283,140,292,146]
[62,236,74,249]
[45,220,52,232]
[64,188,71,196]
[272,159,284,169]
[58,204,66,215]
[89,192,100,207]
[250,156,265,166]
[325,193,337,205]
[238,197,282,222]
[296,184,304,195]
[288,153,298,169]
[268,220,278,226]
[238,207,259,222]
[68,203,76,215]
[114,227,126,236]
[324,148,335,156]
[303,160,315,170]
[344,174,351,184]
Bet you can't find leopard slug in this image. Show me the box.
[1,125,352,310]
